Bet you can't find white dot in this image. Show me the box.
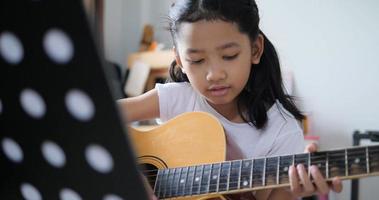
[43,29,74,64]
[283,166,289,172]
[20,89,46,119]
[20,183,42,200]
[85,144,114,173]
[65,89,95,122]
[103,194,124,200]
[212,175,217,179]
[243,180,248,186]
[0,31,24,65]
[2,137,23,163]
[60,188,82,200]
[180,179,185,184]
[195,177,200,182]
[355,158,360,164]
[41,140,66,168]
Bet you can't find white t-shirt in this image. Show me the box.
[156,82,305,160]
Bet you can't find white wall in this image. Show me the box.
[104,0,379,199]
[257,1,379,199]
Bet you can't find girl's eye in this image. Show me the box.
[187,59,204,64]
[223,54,238,60]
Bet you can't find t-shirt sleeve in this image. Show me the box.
[155,83,171,121]
[155,82,195,122]
[268,120,305,156]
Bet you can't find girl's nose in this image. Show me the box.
[206,65,226,82]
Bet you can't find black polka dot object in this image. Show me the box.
[0,1,148,199]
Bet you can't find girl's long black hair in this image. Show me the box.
[167,0,304,129]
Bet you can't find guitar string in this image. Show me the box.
[146,162,379,193]
[140,149,379,175]
[149,149,379,196]
[142,154,379,180]
[153,166,379,198]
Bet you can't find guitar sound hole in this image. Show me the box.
[140,163,158,188]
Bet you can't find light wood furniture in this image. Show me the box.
[127,50,174,91]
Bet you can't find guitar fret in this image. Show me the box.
[366,147,370,174]
[191,165,203,195]
[162,169,170,198]
[265,157,278,186]
[184,166,195,196]
[310,151,327,179]
[229,160,241,190]
[252,158,264,187]
[328,150,346,178]
[276,156,280,185]
[326,152,329,179]
[308,153,311,178]
[368,146,379,173]
[179,166,189,196]
[172,167,182,197]
[238,160,242,189]
[240,160,252,189]
[279,155,293,184]
[218,161,231,192]
[262,158,266,186]
[200,164,211,194]
[345,149,348,177]
[208,163,220,193]
[154,169,163,198]
[249,159,254,188]
[347,147,367,176]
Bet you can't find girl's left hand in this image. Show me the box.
[288,143,343,197]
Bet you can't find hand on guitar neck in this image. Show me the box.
[287,143,343,198]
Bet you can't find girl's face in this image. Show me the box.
[175,20,263,109]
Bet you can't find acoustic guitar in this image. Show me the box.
[129,112,379,200]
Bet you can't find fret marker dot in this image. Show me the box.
[212,175,217,179]
[44,29,74,64]
[283,166,288,172]
[180,179,185,184]
[20,183,42,200]
[243,180,248,186]
[195,177,200,182]
[318,163,322,168]
[354,158,360,164]
[2,137,24,163]
[244,162,250,168]
[0,31,24,65]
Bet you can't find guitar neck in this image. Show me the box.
[154,144,379,199]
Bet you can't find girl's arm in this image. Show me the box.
[117,89,160,123]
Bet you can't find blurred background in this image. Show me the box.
[86,0,379,199]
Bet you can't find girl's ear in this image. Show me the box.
[173,47,185,73]
[251,34,264,64]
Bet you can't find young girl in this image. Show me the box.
[119,0,342,199]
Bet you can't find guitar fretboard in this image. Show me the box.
[154,144,379,199]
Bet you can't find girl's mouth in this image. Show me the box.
[208,86,230,96]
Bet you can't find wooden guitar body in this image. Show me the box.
[129,112,227,200]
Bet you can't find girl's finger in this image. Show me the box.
[289,165,302,196]
[297,164,314,194]
[330,177,343,193]
[309,165,329,195]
